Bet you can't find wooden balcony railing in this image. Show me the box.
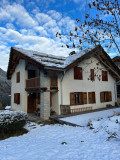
[26,77,40,89]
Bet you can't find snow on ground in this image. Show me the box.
[60,108,120,126]
[0,109,120,160]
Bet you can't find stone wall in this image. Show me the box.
[40,71,50,120]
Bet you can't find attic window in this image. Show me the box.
[74,67,82,80]
[16,72,20,83]
[102,70,108,81]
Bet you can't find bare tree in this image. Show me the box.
[57,0,120,54]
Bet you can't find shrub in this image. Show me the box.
[0,110,28,135]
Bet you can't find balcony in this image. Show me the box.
[26,77,40,91]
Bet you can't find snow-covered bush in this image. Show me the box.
[0,111,28,134]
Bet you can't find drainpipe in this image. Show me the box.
[61,71,66,105]
[114,82,117,103]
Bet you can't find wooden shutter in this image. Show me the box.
[74,67,82,80]
[17,93,20,104]
[90,69,94,81]
[14,93,16,103]
[106,92,109,102]
[102,71,108,81]
[100,92,104,102]
[16,72,20,83]
[80,92,83,104]
[70,93,75,105]
[14,93,20,104]
[88,92,92,104]
[38,93,40,104]
[83,92,87,104]
[105,71,108,81]
[50,76,58,88]
[108,92,112,101]
[92,92,96,103]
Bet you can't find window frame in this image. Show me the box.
[70,92,87,105]
[100,91,112,102]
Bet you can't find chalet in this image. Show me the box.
[7,45,120,120]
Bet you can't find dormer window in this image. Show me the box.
[74,67,82,80]
[102,70,108,81]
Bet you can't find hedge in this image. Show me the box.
[0,110,28,134]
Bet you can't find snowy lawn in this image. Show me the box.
[60,108,120,126]
[0,109,120,160]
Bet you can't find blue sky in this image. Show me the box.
[0,0,116,71]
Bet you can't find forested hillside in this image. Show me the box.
[0,68,11,107]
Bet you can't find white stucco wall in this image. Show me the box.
[11,59,28,112]
[59,56,116,111]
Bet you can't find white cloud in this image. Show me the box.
[58,17,76,33]
[36,13,52,24]
[0,3,38,28]
[47,10,62,20]
[0,1,78,70]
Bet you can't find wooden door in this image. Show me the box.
[27,93,36,113]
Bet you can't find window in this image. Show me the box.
[14,93,20,104]
[16,72,20,83]
[70,92,87,105]
[90,69,94,81]
[50,76,58,89]
[102,70,108,81]
[100,91,112,102]
[88,92,96,104]
[74,67,82,80]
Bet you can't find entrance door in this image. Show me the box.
[27,93,36,113]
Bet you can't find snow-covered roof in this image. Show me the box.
[13,47,94,69]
